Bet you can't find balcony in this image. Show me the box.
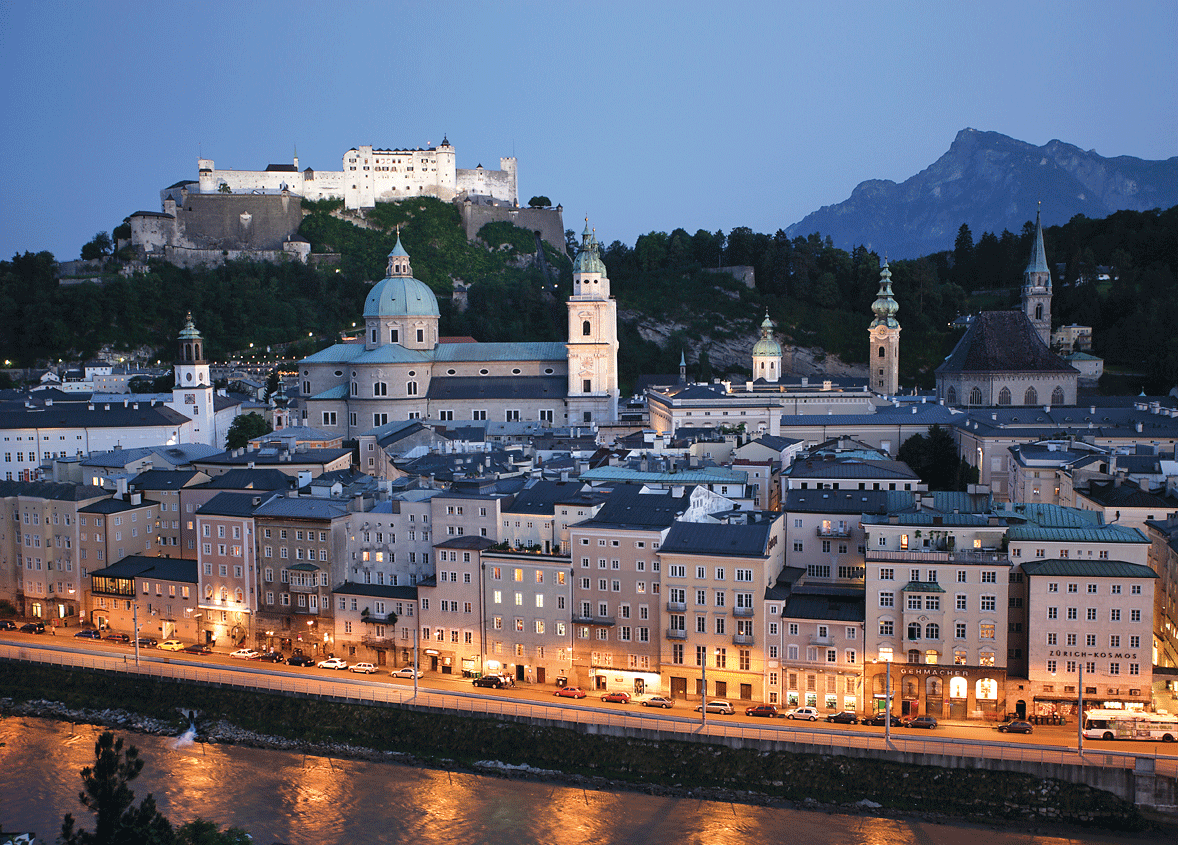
[666,601,686,612]
[287,582,320,594]
[866,549,1008,564]
[732,633,755,646]
[816,525,852,539]
[361,634,395,647]
[666,628,687,640]
[572,615,616,627]
[733,606,754,618]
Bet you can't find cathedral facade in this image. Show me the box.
[299,226,618,438]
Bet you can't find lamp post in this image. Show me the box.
[133,602,140,668]
[413,625,419,699]
[1077,662,1084,756]
[701,647,707,726]
[884,657,892,745]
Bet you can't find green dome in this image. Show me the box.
[752,313,781,356]
[870,262,900,329]
[573,221,607,275]
[364,275,440,318]
[364,237,439,318]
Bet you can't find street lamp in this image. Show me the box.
[873,656,893,744]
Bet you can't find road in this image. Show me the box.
[0,628,1110,752]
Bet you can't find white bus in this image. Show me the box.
[1081,709,1178,742]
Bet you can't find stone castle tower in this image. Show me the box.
[566,221,619,423]
[1022,206,1052,347]
[868,261,901,396]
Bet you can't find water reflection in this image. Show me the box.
[0,717,1166,845]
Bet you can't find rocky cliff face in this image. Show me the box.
[623,312,867,380]
[786,128,1178,258]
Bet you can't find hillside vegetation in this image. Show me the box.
[1,200,1174,395]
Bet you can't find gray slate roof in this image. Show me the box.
[427,375,566,401]
[936,310,1077,375]
[1020,559,1158,579]
[660,520,773,558]
[783,587,865,622]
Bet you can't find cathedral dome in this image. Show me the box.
[870,262,900,329]
[751,313,782,357]
[363,237,440,319]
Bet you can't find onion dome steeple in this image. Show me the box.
[870,261,900,329]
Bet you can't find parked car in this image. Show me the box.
[350,662,377,674]
[996,719,1034,734]
[786,706,820,721]
[74,628,102,639]
[553,686,588,699]
[104,632,131,644]
[158,639,186,651]
[0,620,17,630]
[696,699,735,715]
[252,651,286,662]
[20,622,46,634]
[903,715,938,730]
[863,712,899,727]
[600,691,631,704]
[825,711,860,724]
[287,653,315,667]
[181,644,213,655]
[135,637,158,648]
[472,675,506,688]
[745,704,782,718]
[642,696,675,709]
[230,648,260,659]
[317,657,349,670]
[391,666,423,679]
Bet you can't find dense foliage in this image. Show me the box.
[2,200,1174,394]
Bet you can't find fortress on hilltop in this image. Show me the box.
[195,136,517,209]
[125,137,560,267]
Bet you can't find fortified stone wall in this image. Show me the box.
[460,202,566,254]
[175,193,303,251]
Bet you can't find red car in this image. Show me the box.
[745,704,783,718]
[553,687,587,699]
[600,691,631,703]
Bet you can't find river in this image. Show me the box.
[0,717,1166,845]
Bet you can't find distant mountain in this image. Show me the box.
[786,128,1178,258]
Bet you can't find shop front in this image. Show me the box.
[592,667,662,697]
[868,663,1006,721]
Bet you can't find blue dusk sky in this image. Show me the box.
[0,0,1174,262]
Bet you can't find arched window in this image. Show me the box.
[235,588,244,603]
[373,382,387,397]
[878,346,885,358]
[947,386,957,405]
[998,387,1011,405]
[350,382,357,396]
[907,649,921,664]
[969,387,982,405]
[1025,386,1037,405]
[907,622,921,641]
[925,623,940,640]
[582,320,591,336]
[220,587,228,602]
[1035,304,1043,320]
[1051,386,1065,405]
[949,677,967,698]
[205,584,213,600]
[406,381,418,396]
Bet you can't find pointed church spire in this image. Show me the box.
[1025,203,1049,279]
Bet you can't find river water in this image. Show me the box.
[0,717,1166,845]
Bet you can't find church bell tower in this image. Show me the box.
[566,221,619,424]
[868,261,901,396]
[170,312,217,445]
[1022,205,1052,347]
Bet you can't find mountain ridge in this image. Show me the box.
[786,128,1178,258]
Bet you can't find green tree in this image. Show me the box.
[264,369,281,403]
[225,412,272,449]
[80,232,113,261]
[952,223,975,290]
[218,183,231,194]
[174,819,253,845]
[60,731,174,845]
[527,196,551,208]
[696,349,713,382]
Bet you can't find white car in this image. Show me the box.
[695,699,734,715]
[317,657,349,670]
[787,706,820,721]
[391,666,423,678]
[350,662,377,674]
[229,648,259,660]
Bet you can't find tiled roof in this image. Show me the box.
[660,520,772,558]
[783,588,865,622]
[334,581,418,600]
[253,495,349,520]
[936,310,1077,374]
[583,485,692,528]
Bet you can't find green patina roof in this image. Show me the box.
[573,221,607,276]
[752,313,782,357]
[1025,209,1049,276]
[901,581,946,593]
[1006,523,1148,544]
[1021,559,1157,579]
[869,262,900,329]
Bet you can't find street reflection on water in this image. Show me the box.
[0,717,1166,845]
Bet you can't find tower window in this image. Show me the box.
[583,379,592,393]
[1035,304,1043,320]
[878,346,885,358]
[583,320,591,336]
[390,329,399,343]
[416,329,424,343]
[371,329,378,343]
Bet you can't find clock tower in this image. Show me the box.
[170,313,217,445]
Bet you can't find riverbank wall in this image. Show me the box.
[0,660,1168,831]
